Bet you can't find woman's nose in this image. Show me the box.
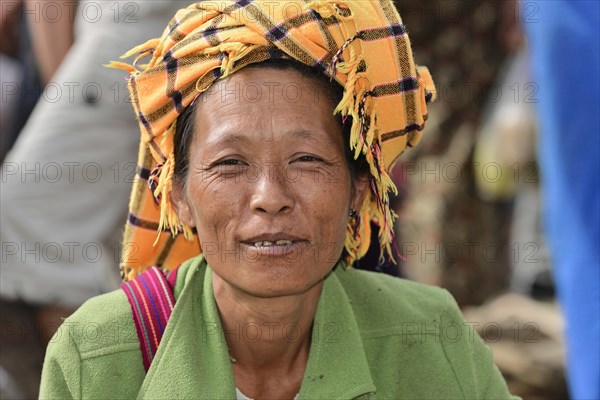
[249,163,294,216]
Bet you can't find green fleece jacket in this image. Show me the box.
[40,256,519,399]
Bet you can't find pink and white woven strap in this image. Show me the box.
[121,266,179,372]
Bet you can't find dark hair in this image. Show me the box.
[173,58,369,185]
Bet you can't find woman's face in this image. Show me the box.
[172,67,368,298]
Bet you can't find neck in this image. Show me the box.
[211,273,323,372]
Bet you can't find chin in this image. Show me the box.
[228,263,325,298]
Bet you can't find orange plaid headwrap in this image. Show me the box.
[109,0,436,280]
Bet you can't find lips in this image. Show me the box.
[240,232,308,257]
[253,240,293,247]
[241,232,307,245]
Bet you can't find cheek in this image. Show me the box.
[300,174,351,240]
[185,179,242,242]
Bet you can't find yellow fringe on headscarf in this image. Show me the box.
[110,0,435,280]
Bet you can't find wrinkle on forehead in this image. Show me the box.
[193,67,343,148]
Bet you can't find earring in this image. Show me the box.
[348,208,360,238]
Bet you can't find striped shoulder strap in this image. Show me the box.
[121,266,179,372]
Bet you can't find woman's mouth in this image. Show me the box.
[240,236,309,258]
[252,240,293,247]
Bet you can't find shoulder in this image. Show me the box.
[55,257,201,356]
[51,289,137,358]
[40,260,201,399]
[333,266,455,334]
[40,289,139,399]
[334,267,519,398]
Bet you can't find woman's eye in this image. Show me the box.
[211,159,248,174]
[213,159,246,168]
[296,155,322,163]
[217,159,243,166]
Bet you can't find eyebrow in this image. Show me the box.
[287,129,321,143]
[216,134,251,147]
[285,129,341,147]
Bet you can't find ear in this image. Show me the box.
[350,172,370,212]
[169,182,196,228]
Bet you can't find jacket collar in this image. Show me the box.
[137,257,376,399]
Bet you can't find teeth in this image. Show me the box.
[253,240,293,247]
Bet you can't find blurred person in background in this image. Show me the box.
[0,6,22,158]
[524,1,600,398]
[392,2,571,397]
[0,1,188,397]
[1,0,43,162]
[392,0,523,304]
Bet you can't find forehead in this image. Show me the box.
[192,67,343,147]
[201,65,337,103]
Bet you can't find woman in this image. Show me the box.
[40,1,518,398]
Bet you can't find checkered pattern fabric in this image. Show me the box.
[109,0,436,280]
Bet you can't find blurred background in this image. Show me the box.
[1,1,598,399]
